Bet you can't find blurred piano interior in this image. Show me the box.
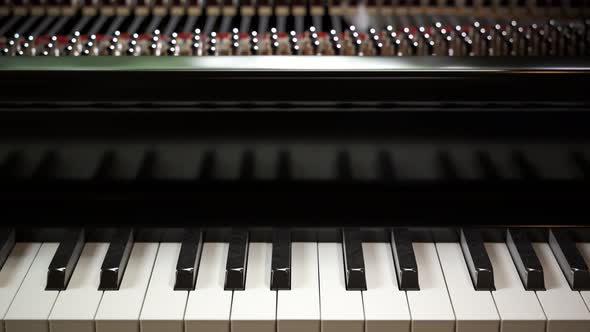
[1,0,590,331]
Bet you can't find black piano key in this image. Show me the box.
[390,228,420,290]
[336,151,353,180]
[33,151,60,179]
[239,150,255,180]
[438,151,459,180]
[276,150,291,180]
[460,228,495,290]
[549,228,590,290]
[46,229,86,291]
[271,229,291,290]
[137,150,157,180]
[199,150,216,180]
[511,151,539,179]
[377,150,396,180]
[506,228,545,291]
[174,229,204,291]
[342,229,367,291]
[224,230,249,291]
[0,228,16,270]
[476,150,500,180]
[99,228,134,291]
[93,151,117,180]
[0,151,24,179]
[571,152,590,179]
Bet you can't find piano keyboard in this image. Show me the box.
[1,228,590,332]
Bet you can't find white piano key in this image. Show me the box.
[276,242,320,332]
[533,242,590,332]
[485,243,546,332]
[406,243,455,332]
[185,242,232,332]
[578,243,590,308]
[318,242,364,332]
[48,243,109,332]
[4,243,59,332]
[95,243,159,332]
[0,243,41,332]
[231,242,276,332]
[140,243,188,332]
[436,242,500,332]
[361,242,410,332]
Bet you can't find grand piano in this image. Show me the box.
[0,0,590,331]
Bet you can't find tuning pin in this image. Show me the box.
[169,37,178,49]
[193,32,202,43]
[328,29,341,55]
[309,27,320,55]
[493,24,502,37]
[248,31,258,55]
[369,28,380,54]
[482,34,491,56]
[444,35,452,56]
[168,33,178,51]
[192,30,202,53]
[388,30,398,44]
[347,25,358,41]
[64,44,74,56]
[504,37,514,56]
[192,41,201,56]
[269,27,279,55]
[19,40,31,56]
[127,39,137,56]
[107,44,116,56]
[463,37,473,56]
[330,29,338,40]
[69,31,80,45]
[290,31,299,55]
[207,31,217,56]
[167,46,177,56]
[409,40,418,56]
[509,20,518,34]
[84,42,94,56]
[392,38,400,56]
[7,38,16,49]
